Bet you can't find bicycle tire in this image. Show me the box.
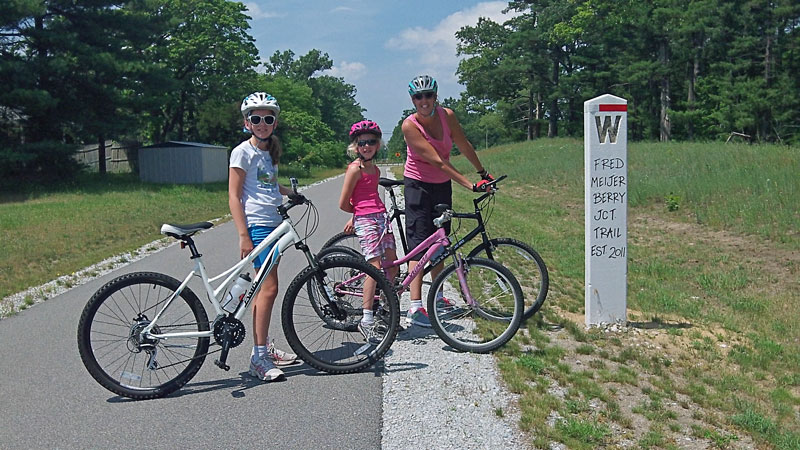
[321,231,362,254]
[77,272,210,400]
[467,238,549,321]
[427,257,523,353]
[316,245,362,260]
[282,255,399,374]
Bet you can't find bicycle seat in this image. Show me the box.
[160,222,214,239]
[434,204,451,213]
[379,177,404,188]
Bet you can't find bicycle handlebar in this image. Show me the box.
[474,174,507,204]
[278,177,310,216]
[430,175,508,227]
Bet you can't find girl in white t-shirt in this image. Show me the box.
[229,92,298,382]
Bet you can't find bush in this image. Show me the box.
[0,141,83,188]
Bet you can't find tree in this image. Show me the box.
[264,49,333,80]
[0,0,167,176]
[308,75,364,141]
[264,49,364,142]
[387,108,415,158]
[457,15,548,139]
[144,0,259,143]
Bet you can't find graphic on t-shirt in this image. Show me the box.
[257,164,277,191]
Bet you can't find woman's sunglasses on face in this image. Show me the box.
[358,139,379,147]
[413,92,435,101]
[248,114,276,125]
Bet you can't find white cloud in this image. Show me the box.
[331,6,356,13]
[243,3,283,19]
[327,61,367,80]
[385,1,512,76]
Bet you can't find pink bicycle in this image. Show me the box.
[318,189,524,353]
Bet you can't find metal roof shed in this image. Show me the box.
[138,141,228,184]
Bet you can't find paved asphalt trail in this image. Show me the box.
[0,176,381,449]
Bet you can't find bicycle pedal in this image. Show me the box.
[214,359,230,371]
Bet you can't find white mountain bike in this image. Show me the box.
[77,179,399,400]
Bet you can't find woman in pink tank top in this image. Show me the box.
[338,120,399,343]
[400,74,494,327]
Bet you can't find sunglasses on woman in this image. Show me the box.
[412,92,435,101]
[248,114,276,125]
[357,139,379,147]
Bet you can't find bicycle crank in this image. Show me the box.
[213,316,246,371]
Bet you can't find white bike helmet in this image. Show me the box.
[241,92,280,118]
[408,75,438,96]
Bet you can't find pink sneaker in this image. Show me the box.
[406,308,431,328]
[249,356,284,381]
[436,295,456,309]
[267,341,298,366]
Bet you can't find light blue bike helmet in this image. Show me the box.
[408,75,438,96]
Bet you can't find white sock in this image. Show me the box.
[362,309,374,324]
[252,345,267,362]
[435,290,444,301]
[409,300,423,312]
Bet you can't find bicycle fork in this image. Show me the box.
[454,256,478,308]
[315,270,350,321]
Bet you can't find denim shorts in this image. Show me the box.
[248,225,278,269]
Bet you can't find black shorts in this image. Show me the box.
[404,177,452,261]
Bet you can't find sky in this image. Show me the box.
[242,1,516,141]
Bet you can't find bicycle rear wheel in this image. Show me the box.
[468,238,549,321]
[427,257,523,353]
[316,245,362,260]
[321,231,362,254]
[77,272,210,399]
[282,256,399,374]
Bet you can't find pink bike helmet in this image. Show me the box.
[349,120,382,140]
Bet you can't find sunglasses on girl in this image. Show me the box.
[357,139,378,147]
[413,92,435,101]
[248,114,275,125]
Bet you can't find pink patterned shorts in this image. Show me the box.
[353,212,396,261]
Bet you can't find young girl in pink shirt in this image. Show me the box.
[338,120,399,343]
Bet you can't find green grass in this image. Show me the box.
[0,167,341,300]
[627,141,799,246]
[447,138,799,448]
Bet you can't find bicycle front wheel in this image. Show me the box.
[308,246,367,330]
[77,272,210,400]
[427,257,523,353]
[468,238,549,321]
[282,256,399,374]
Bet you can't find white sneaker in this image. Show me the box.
[358,321,383,344]
[249,356,284,381]
[268,340,298,366]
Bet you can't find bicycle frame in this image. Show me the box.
[380,176,505,274]
[142,217,310,341]
[335,219,481,308]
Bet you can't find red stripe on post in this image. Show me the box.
[599,104,627,112]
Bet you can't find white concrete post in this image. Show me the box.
[584,94,628,326]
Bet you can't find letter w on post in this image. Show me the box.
[595,115,622,144]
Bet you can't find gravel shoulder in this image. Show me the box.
[380,168,525,449]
